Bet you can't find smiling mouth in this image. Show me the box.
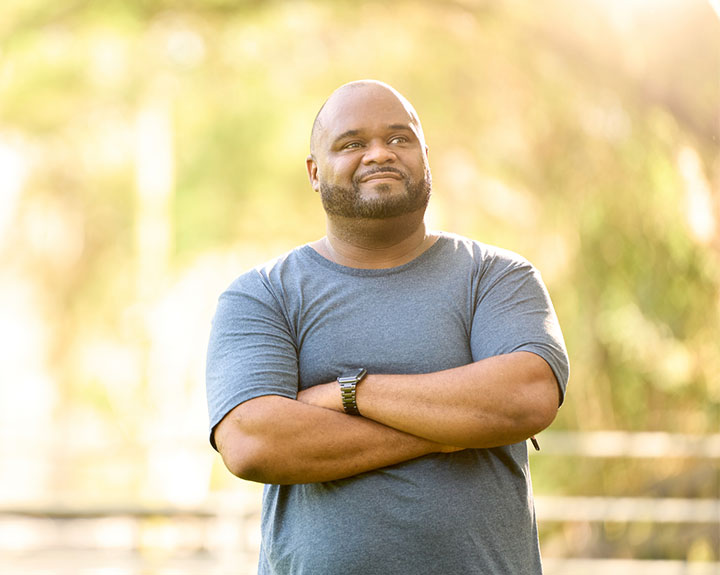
[359,171,404,183]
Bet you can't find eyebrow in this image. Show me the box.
[332,124,415,144]
[333,129,361,143]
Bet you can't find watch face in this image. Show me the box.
[338,368,366,383]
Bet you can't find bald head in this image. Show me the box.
[310,80,426,155]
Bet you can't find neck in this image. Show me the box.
[316,209,438,269]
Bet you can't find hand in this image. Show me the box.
[297,381,344,412]
[437,444,465,453]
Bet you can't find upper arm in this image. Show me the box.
[471,254,569,405]
[206,272,298,450]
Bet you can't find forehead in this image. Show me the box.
[319,86,419,141]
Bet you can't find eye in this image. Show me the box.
[389,135,409,145]
[342,141,363,150]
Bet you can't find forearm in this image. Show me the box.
[364,352,559,446]
[213,395,450,485]
[301,351,559,448]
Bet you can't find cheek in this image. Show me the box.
[330,158,359,182]
[408,155,429,178]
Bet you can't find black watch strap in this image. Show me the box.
[337,368,367,415]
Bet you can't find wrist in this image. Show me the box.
[337,368,367,415]
[297,383,344,411]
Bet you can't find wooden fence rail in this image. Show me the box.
[0,431,717,574]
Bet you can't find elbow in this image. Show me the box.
[213,397,307,485]
[512,353,561,437]
[486,374,559,447]
[214,420,278,483]
[521,374,560,436]
[218,435,263,482]
[213,399,286,484]
[218,431,300,485]
[220,437,285,484]
[526,399,557,436]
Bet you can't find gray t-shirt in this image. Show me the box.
[206,232,569,575]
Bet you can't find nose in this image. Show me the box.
[362,140,396,164]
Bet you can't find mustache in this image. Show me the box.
[355,167,406,183]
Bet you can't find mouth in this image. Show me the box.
[358,170,404,183]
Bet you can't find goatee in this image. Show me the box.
[320,170,432,219]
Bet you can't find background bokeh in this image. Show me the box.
[1,0,718,573]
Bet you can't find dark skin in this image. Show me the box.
[214,81,559,485]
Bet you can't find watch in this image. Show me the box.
[337,368,367,416]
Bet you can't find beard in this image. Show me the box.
[319,168,432,219]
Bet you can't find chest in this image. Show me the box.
[287,274,476,388]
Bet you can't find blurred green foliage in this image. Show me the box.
[0,0,718,560]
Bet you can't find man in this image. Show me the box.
[206,80,569,574]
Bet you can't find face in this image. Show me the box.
[307,84,432,219]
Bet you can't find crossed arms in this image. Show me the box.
[213,351,559,485]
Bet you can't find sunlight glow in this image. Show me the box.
[0,138,28,240]
[678,146,716,245]
[709,0,720,20]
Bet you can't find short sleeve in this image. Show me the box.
[470,252,569,404]
[205,269,298,448]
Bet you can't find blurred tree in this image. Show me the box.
[0,0,717,561]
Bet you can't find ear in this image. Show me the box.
[306,155,321,192]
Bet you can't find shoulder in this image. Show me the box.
[436,232,535,272]
[222,245,312,295]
